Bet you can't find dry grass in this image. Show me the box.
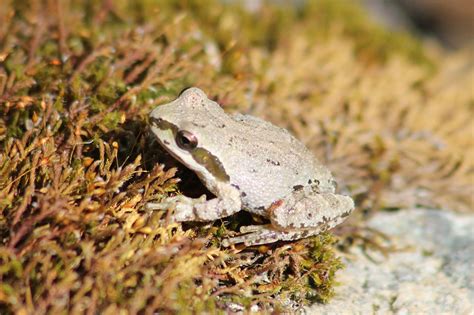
[0,0,472,313]
[253,36,473,214]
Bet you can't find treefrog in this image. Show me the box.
[148,87,354,246]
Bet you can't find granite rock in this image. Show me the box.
[307,209,474,315]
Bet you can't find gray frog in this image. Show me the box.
[148,87,354,246]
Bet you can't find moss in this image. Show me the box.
[302,0,433,68]
[0,0,472,313]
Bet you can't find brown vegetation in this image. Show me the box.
[0,0,472,313]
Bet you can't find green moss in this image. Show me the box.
[0,0,472,313]
[302,0,433,67]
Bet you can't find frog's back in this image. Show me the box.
[150,86,334,213]
[226,114,334,213]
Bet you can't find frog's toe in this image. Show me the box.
[239,224,268,233]
[146,199,192,222]
[146,196,182,211]
[171,203,196,222]
[146,202,168,210]
[223,228,281,247]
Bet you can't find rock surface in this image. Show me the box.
[307,209,474,315]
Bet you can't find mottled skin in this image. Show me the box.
[148,87,354,246]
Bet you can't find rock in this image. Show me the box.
[307,209,474,314]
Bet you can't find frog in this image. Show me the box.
[147,87,354,247]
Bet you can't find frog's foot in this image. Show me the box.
[146,195,206,221]
[146,195,198,211]
[222,225,316,247]
[146,187,242,222]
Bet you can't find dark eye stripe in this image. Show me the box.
[193,148,230,182]
[150,117,229,182]
[151,117,178,131]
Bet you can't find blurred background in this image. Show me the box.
[240,0,474,49]
[362,0,474,49]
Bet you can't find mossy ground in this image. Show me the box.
[0,0,472,313]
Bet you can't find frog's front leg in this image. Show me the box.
[147,183,242,222]
[223,190,354,246]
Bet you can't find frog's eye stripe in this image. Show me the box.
[150,116,229,182]
[151,117,176,131]
[193,148,230,182]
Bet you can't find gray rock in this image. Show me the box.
[307,209,474,315]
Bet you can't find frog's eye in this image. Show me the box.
[176,130,198,150]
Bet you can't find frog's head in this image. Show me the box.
[149,88,230,190]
